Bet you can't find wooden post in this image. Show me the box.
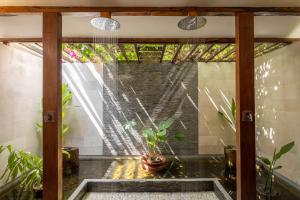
[43,12,62,200]
[235,12,256,200]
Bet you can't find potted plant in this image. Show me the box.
[36,83,79,175]
[124,118,184,173]
[0,145,43,197]
[257,141,295,199]
[217,98,236,178]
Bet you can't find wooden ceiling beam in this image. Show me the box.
[0,37,296,44]
[2,6,300,16]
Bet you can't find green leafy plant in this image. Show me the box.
[257,141,295,195]
[218,98,236,128]
[124,118,184,158]
[0,145,42,191]
[35,83,72,140]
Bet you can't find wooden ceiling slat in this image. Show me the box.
[196,44,214,61]
[206,44,231,62]
[118,44,129,63]
[160,44,166,63]
[181,44,199,63]
[85,44,106,63]
[217,47,235,61]
[255,43,281,57]
[171,44,183,63]
[104,44,117,61]
[134,44,141,63]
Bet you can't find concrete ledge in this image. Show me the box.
[68,178,232,200]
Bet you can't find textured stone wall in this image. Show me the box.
[102,62,198,156]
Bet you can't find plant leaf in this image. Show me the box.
[143,128,154,138]
[173,132,185,141]
[231,98,236,122]
[257,156,271,165]
[7,145,13,153]
[62,150,70,158]
[62,124,70,138]
[0,146,4,154]
[273,165,282,170]
[35,123,43,134]
[274,141,295,161]
[157,130,167,141]
[124,120,137,130]
[218,111,233,126]
[158,118,174,131]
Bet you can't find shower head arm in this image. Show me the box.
[101,12,111,18]
[188,11,198,17]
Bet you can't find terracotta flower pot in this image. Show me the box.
[63,147,79,175]
[141,154,166,173]
[224,145,236,179]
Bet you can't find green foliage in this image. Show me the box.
[124,118,184,156]
[163,44,179,61]
[0,145,43,191]
[257,141,295,194]
[36,83,72,140]
[123,44,138,61]
[274,141,295,161]
[218,98,236,128]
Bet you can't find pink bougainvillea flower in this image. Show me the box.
[69,50,77,58]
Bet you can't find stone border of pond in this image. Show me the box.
[68,178,232,200]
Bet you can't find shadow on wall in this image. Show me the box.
[62,62,199,156]
[197,62,236,155]
[255,42,300,185]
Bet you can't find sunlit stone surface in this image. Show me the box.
[83,192,219,200]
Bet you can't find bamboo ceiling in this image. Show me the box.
[17,42,288,64]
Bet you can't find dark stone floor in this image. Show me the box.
[0,156,299,200]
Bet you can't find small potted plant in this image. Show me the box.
[217,98,236,178]
[0,145,43,197]
[257,141,295,199]
[124,118,184,173]
[36,83,79,175]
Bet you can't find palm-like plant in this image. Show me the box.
[125,118,184,159]
[257,141,295,195]
[0,145,42,191]
[218,98,236,129]
[35,83,72,140]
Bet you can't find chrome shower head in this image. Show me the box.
[178,16,206,31]
[91,12,120,31]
